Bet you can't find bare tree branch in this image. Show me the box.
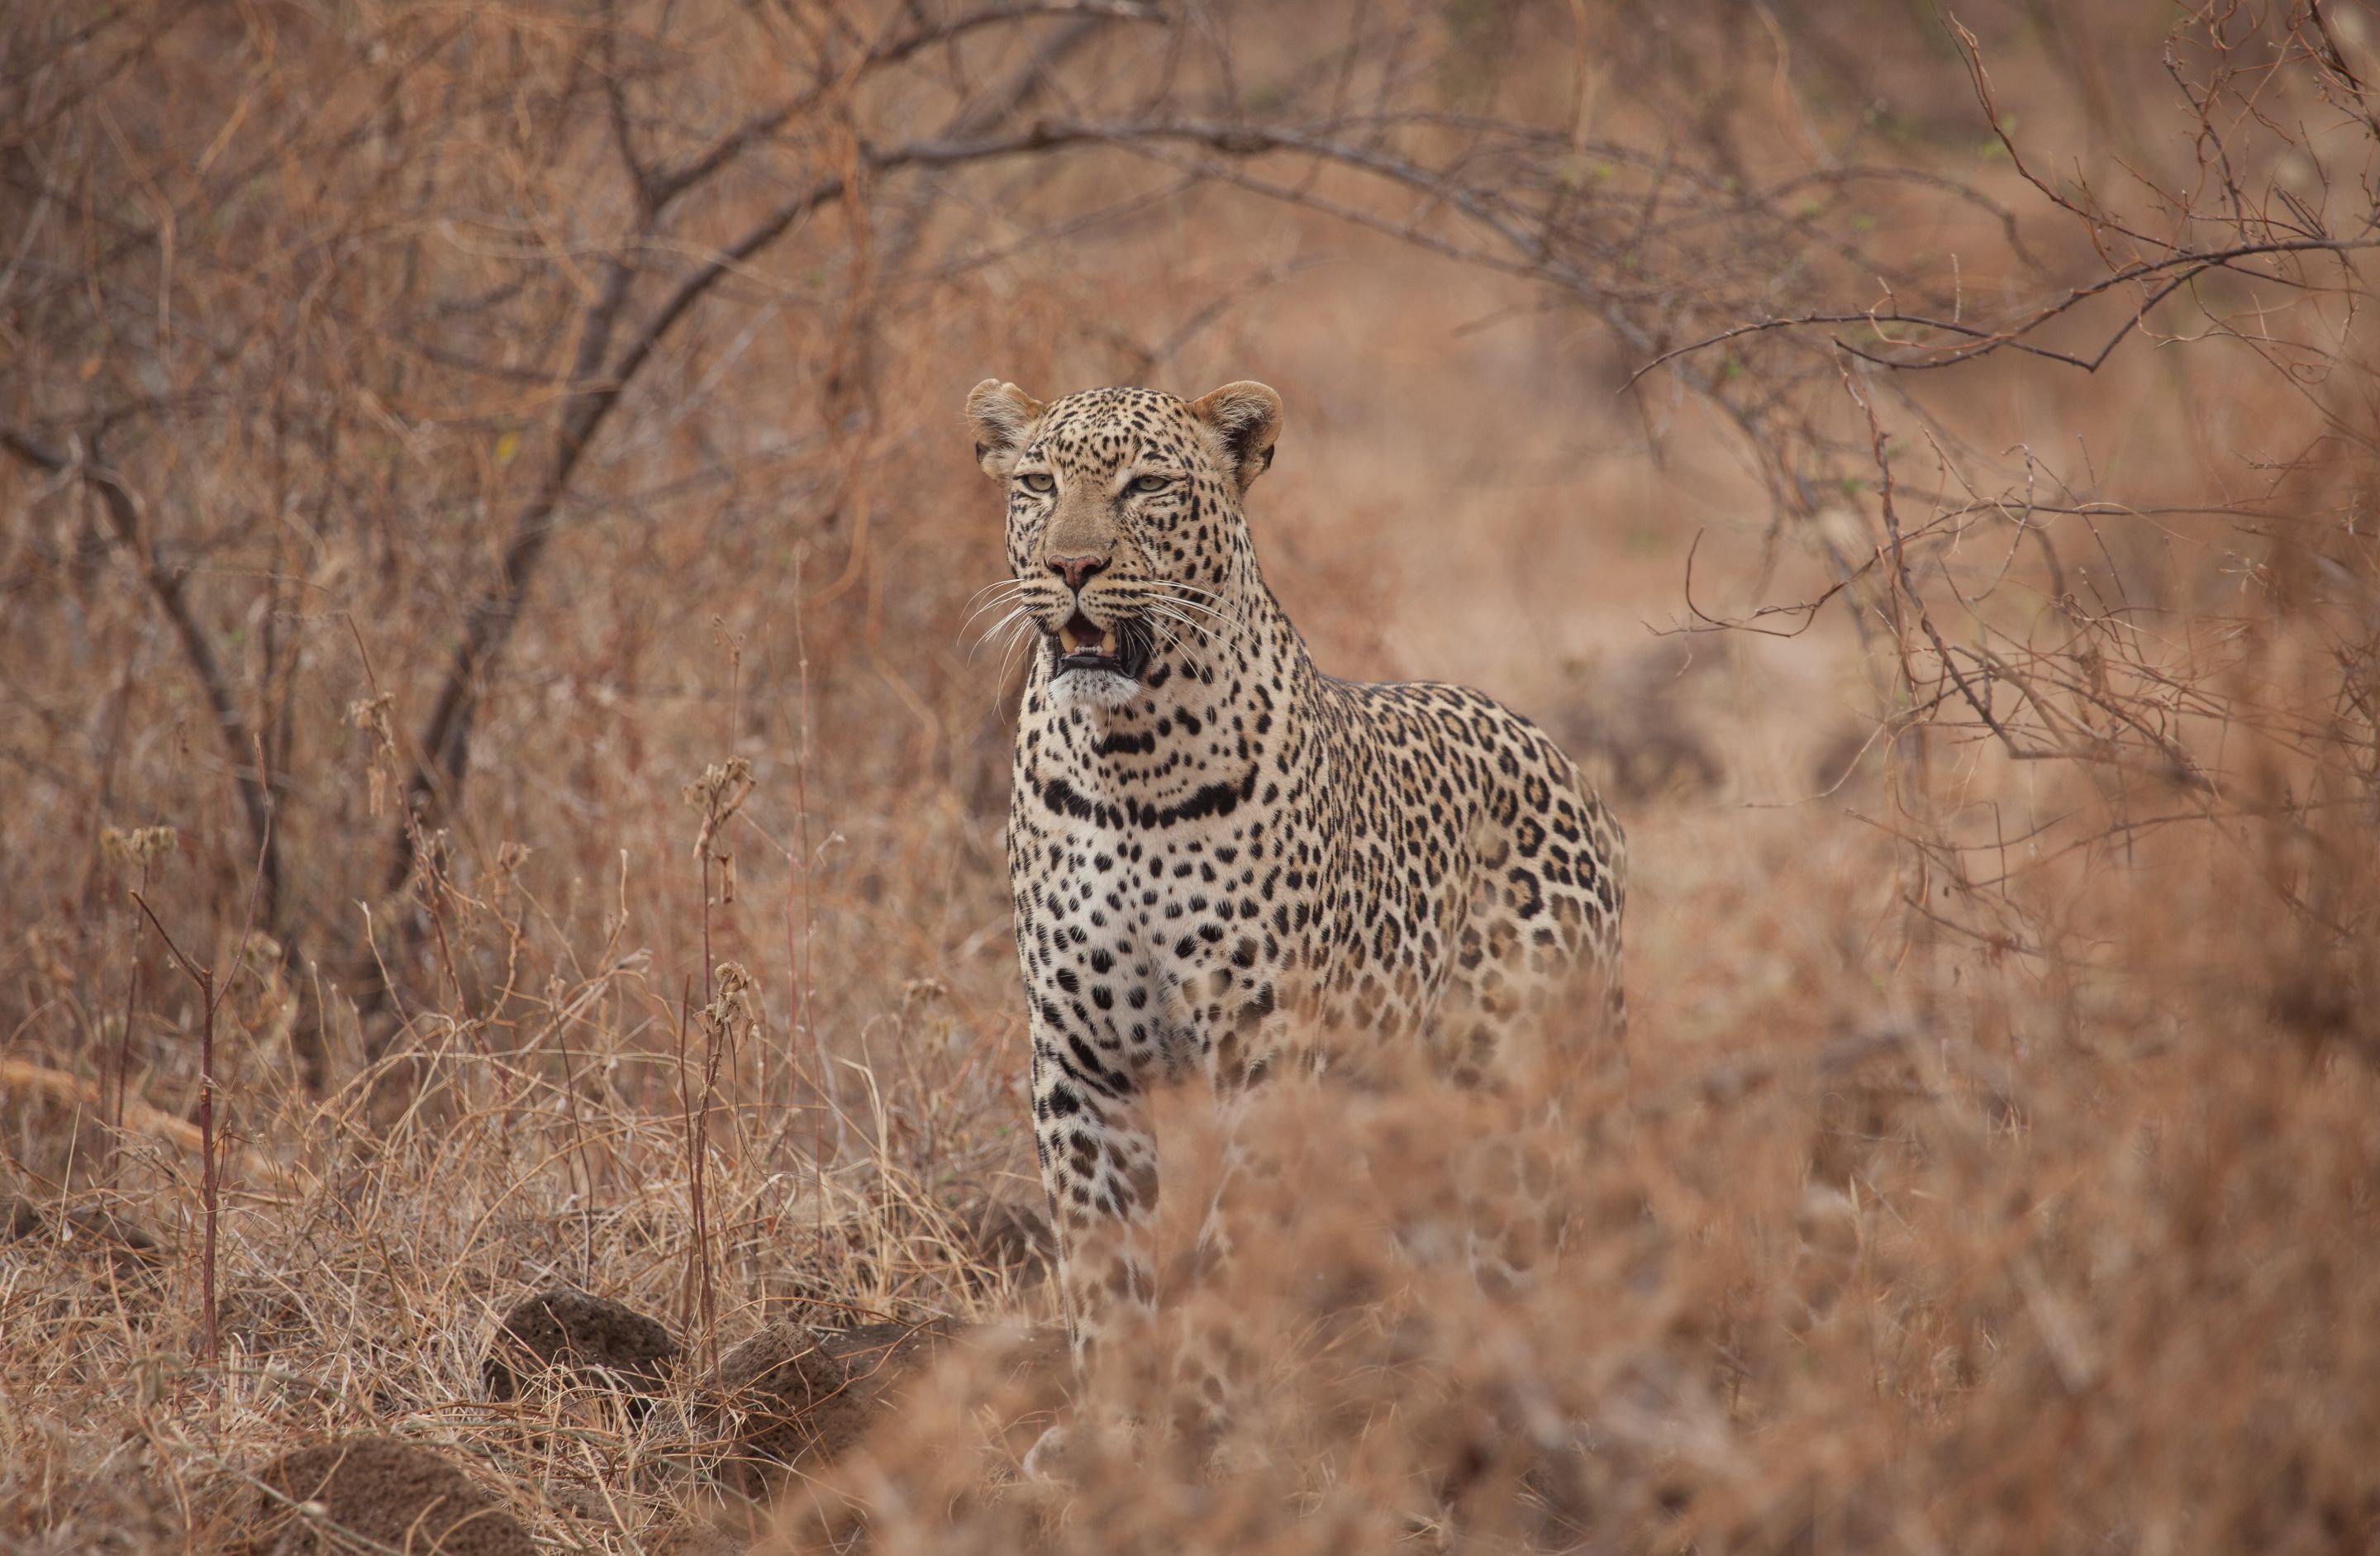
[0,423,326,1085]
[0,430,279,906]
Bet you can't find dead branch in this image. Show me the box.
[0,427,278,916]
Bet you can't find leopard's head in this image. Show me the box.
[968,379,1282,707]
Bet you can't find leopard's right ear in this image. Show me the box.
[966,379,1046,479]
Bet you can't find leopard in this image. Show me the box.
[966,376,1627,1389]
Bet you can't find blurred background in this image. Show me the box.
[3,1,2378,1550]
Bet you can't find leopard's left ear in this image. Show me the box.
[1188,380,1283,495]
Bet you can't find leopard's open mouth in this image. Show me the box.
[1050,611,1150,681]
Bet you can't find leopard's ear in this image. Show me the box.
[1188,380,1283,495]
[967,379,1046,479]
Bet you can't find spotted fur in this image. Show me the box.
[967,378,1626,1363]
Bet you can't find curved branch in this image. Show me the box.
[649,1,1163,208]
[0,424,325,1086]
[0,426,278,916]
[1621,233,2380,388]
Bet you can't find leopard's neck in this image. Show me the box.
[1016,580,1312,814]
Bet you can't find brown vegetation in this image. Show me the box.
[3,0,2377,1551]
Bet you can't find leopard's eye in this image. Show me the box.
[1018,472,1055,494]
[1128,473,1170,495]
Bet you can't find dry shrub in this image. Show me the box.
[3,0,2378,1552]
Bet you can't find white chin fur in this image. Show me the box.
[1050,669,1141,710]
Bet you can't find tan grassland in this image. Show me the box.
[3,2,2377,1550]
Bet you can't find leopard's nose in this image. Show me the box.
[1046,554,1109,592]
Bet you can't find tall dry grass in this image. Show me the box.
[3,1,2376,1551]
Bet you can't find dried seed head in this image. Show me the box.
[684,757,756,859]
[346,693,395,735]
[101,826,179,865]
[702,961,764,1049]
[349,695,399,817]
[491,841,532,908]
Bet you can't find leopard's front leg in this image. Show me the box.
[1029,1016,1160,1366]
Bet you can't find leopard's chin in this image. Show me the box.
[1048,666,1143,711]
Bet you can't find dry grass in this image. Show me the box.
[4,1,2378,1551]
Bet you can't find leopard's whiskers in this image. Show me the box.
[959,581,1034,645]
[1139,602,1216,661]
[968,605,1033,662]
[994,613,1040,698]
[1149,583,1254,659]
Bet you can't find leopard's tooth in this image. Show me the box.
[1099,626,1118,654]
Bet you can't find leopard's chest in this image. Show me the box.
[1007,754,1307,1065]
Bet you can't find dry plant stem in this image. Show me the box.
[676,979,718,1382]
[122,797,269,1373]
[129,896,217,1368]
[1841,362,1941,979]
[775,550,831,1187]
[113,859,149,1154]
[700,1006,725,1380]
[716,624,744,1017]
[790,550,842,1220]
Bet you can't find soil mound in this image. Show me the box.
[483,1286,678,1410]
[212,1435,532,1555]
[701,1318,955,1493]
